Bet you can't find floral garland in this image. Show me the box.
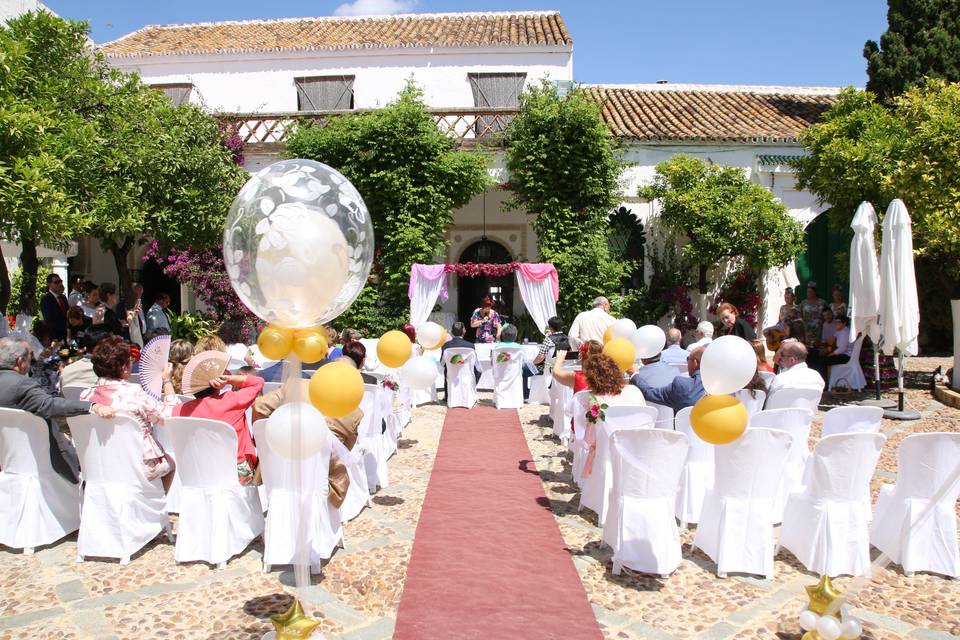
[585,393,608,425]
[444,262,520,278]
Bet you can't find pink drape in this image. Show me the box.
[516,263,559,302]
[407,264,449,302]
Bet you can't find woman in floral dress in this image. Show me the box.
[800,282,827,348]
[470,295,502,344]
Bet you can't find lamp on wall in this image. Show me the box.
[477,191,492,261]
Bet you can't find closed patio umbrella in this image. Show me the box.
[878,199,920,420]
[848,202,884,401]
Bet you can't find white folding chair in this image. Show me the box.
[526,347,555,405]
[443,347,479,409]
[549,381,573,443]
[758,370,776,388]
[647,401,675,430]
[734,389,766,416]
[491,346,524,409]
[604,429,689,577]
[871,433,960,578]
[358,384,389,492]
[0,408,81,553]
[764,386,821,414]
[780,432,884,577]
[151,422,182,513]
[821,405,883,438]
[747,408,813,523]
[828,335,866,391]
[252,420,342,573]
[692,428,792,578]
[580,405,656,526]
[674,406,715,526]
[61,385,88,401]
[569,390,593,487]
[166,417,264,568]
[68,415,170,564]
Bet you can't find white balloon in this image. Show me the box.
[699,335,757,395]
[401,355,439,390]
[798,610,818,631]
[816,615,842,640]
[417,321,444,349]
[839,618,862,639]
[611,318,637,340]
[265,401,331,460]
[630,325,666,358]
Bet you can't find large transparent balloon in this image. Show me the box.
[223,159,374,328]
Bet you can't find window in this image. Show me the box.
[295,75,355,111]
[468,73,526,108]
[150,83,193,106]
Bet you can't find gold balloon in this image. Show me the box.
[801,633,818,640]
[377,330,413,368]
[805,575,845,618]
[292,327,329,363]
[258,324,294,361]
[270,598,322,640]
[603,325,614,344]
[689,394,748,445]
[603,337,636,372]
[309,360,364,418]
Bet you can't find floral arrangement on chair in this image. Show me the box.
[450,354,465,365]
[495,352,512,364]
[382,379,398,392]
[585,394,609,425]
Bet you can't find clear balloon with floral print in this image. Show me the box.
[223,159,374,327]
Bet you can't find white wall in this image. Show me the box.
[109,46,572,112]
[0,0,46,22]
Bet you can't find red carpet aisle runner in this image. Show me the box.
[394,405,603,639]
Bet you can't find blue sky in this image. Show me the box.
[44,0,889,87]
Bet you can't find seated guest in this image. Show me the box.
[717,302,757,341]
[660,328,688,365]
[324,326,343,361]
[584,353,645,406]
[61,326,111,389]
[552,341,604,393]
[629,351,679,388]
[252,380,362,508]
[495,325,532,398]
[818,307,837,350]
[193,334,227,355]
[168,339,194,395]
[0,337,113,484]
[341,341,377,384]
[80,335,175,490]
[686,321,714,352]
[67,274,85,308]
[763,306,799,352]
[80,281,99,319]
[529,316,568,379]
[630,346,706,414]
[66,306,91,344]
[766,340,825,404]
[173,352,263,486]
[440,321,479,395]
[341,328,362,344]
[809,314,853,381]
[29,321,61,395]
[752,340,774,373]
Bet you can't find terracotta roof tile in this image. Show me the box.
[100,11,572,57]
[584,85,840,143]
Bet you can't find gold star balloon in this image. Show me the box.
[270,599,322,640]
[804,575,845,618]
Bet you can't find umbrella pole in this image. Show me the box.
[874,345,881,400]
[883,351,921,420]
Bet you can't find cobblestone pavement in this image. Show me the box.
[1,357,957,639]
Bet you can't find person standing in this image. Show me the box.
[800,282,827,347]
[470,295,502,344]
[717,302,757,341]
[67,275,85,308]
[568,296,615,349]
[80,282,100,319]
[146,292,171,334]
[39,273,69,341]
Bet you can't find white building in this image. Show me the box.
[89,10,839,332]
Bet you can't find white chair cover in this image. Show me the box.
[0,408,80,552]
[747,408,814,523]
[674,406,715,526]
[358,384,390,492]
[492,346,524,409]
[527,371,553,405]
[475,344,494,390]
[61,385,88,401]
[443,348,478,409]
[692,428,792,578]
[780,432,885,577]
[758,370,776,388]
[549,381,573,443]
[569,391,593,487]
[377,385,398,459]
[68,415,170,564]
[604,429,689,576]
[252,421,342,571]
[647,401,675,430]
[821,405,883,438]
[580,405,656,526]
[166,417,264,566]
[764,386,821,414]
[871,433,960,577]
[828,335,867,391]
[734,389,766,416]
[150,422,182,513]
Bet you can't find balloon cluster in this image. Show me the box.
[799,577,862,640]
[375,324,441,391]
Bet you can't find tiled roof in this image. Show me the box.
[99,11,572,58]
[583,85,840,143]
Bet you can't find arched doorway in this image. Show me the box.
[457,239,514,342]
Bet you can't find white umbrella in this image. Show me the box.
[877,198,920,419]
[848,202,883,400]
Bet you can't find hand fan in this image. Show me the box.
[139,334,171,400]
[181,350,231,396]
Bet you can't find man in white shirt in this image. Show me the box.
[686,320,714,352]
[767,340,825,404]
[568,296,615,349]
[660,328,688,365]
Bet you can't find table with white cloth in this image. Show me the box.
[476,343,541,390]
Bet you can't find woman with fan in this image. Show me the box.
[80,335,176,490]
[173,350,264,485]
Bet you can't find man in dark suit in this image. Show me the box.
[629,346,707,414]
[39,273,69,341]
[0,337,113,484]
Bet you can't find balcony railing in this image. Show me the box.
[216,107,518,150]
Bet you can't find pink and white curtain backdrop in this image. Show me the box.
[407,263,559,335]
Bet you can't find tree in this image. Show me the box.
[504,82,629,319]
[638,155,805,292]
[284,85,490,330]
[0,11,102,314]
[864,0,960,103]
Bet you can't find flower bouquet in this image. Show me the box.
[495,352,512,364]
[450,354,465,365]
[585,394,608,424]
[382,379,398,392]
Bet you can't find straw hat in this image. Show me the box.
[181,350,231,396]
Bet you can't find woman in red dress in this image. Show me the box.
[551,340,603,434]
